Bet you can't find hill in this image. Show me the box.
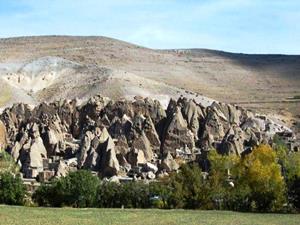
[0,36,299,122]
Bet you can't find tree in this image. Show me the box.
[149,180,172,209]
[119,182,151,208]
[169,163,211,209]
[233,144,286,212]
[33,170,100,208]
[0,172,26,205]
[285,152,300,210]
[58,170,100,207]
[273,135,300,210]
[98,181,153,208]
[208,149,238,210]
[97,182,121,208]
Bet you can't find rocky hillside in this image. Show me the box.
[0,95,297,181]
[0,36,299,120]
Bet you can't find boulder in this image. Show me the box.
[227,104,241,125]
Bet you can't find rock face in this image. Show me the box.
[162,105,195,156]
[0,120,7,149]
[0,95,294,179]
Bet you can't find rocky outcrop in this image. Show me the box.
[0,94,294,180]
[162,105,195,156]
[0,120,7,150]
[218,126,245,155]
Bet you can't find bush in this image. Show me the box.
[98,181,152,208]
[32,183,61,207]
[118,182,151,208]
[288,176,300,210]
[34,172,170,209]
[97,182,121,208]
[33,170,100,208]
[0,150,19,174]
[149,181,171,209]
[0,172,26,205]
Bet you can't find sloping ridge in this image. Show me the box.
[0,36,299,118]
[0,55,214,109]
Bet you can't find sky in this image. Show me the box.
[0,0,299,54]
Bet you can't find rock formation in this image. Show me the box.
[0,94,296,181]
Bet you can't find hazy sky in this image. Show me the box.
[0,0,299,54]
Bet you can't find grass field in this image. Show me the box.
[0,205,299,225]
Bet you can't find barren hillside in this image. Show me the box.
[0,36,299,122]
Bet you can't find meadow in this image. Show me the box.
[0,205,299,225]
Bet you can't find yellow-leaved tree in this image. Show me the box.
[232,144,286,212]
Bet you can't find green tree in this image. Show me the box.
[208,149,238,210]
[149,181,171,209]
[169,163,211,209]
[33,170,100,208]
[285,152,300,210]
[119,182,151,208]
[273,135,300,210]
[59,170,100,207]
[0,172,26,205]
[97,181,154,208]
[97,182,121,208]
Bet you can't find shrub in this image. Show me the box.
[97,181,152,208]
[32,183,61,207]
[33,170,100,208]
[0,150,19,174]
[97,182,121,208]
[0,172,26,205]
[149,181,171,209]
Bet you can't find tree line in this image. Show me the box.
[0,137,300,212]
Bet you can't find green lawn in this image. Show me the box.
[0,205,299,225]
